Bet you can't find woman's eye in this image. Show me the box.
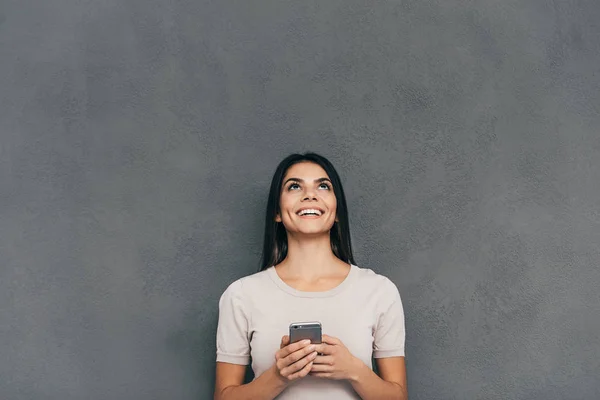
[287,182,330,191]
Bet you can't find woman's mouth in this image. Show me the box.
[296,208,324,217]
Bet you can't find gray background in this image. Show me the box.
[1,0,599,399]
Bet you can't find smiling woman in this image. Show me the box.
[276,164,338,238]
[214,153,408,400]
[260,154,354,273]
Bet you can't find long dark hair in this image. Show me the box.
[259,152,355,271]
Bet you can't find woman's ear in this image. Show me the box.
[275,213,282,222]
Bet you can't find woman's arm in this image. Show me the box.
[214,363,287,400]
[311,335,407,400]
[214,337,317,400]
[349,356,407,400]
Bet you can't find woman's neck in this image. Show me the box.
[276,233,348,280]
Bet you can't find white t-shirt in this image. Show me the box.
[215,264,406,399]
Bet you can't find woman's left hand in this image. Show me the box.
[310,334,363,381]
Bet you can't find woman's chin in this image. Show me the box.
[288,229,332,237]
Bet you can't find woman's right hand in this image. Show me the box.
[273,335,318,382]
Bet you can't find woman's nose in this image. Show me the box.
[303,187,317,200]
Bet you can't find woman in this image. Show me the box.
[214,152,407,399]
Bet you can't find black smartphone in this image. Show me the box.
[289,321,322,344]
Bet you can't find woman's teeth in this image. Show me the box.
[297,209,322,216]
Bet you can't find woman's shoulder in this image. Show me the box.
[353,264,397,285]
[219,268,273,298]
[352,264,402,297]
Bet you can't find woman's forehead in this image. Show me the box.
[283,162,329,179]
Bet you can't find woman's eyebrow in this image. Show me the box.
[283,177,331,185]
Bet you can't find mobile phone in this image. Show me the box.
[289,321,322,344]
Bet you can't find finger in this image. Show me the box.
[287,360,314,380]
[280,335,290,349]
[281,351,317,377]
[287,339,312,353]
[310,372,332,379]
[312,355,335,366]
[283,344,317,366]
[322,334,342,345]
[278,339,311,358]
[309,362,334,373]
[313,343,334,355]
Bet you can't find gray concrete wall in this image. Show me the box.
[1,0,599,399]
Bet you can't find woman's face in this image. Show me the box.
[276,161,337,236]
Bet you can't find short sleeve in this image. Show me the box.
[373,279,406,358]
[216,280,251,365]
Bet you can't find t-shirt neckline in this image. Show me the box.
[266,264,358,298]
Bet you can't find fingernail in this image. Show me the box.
[308,345,316,351]
[302,339,311,345]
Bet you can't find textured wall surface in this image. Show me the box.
[1,0,599,399]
